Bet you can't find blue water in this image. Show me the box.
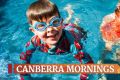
[0,0,119,80]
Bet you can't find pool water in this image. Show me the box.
[0,0,120,80]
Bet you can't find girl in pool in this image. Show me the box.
[100,3,120,51]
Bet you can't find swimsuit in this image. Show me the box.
[20,23,94,80]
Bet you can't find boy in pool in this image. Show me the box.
[20,0,93,80]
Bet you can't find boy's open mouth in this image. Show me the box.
[47,32,58,38]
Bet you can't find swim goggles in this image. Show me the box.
[31,16,62,31]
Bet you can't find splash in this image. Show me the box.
[64,4,80,25]
[0,59,20,80]
[64,4,74,23]
[0,59,10,77]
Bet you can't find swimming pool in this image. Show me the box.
[0,0,119,80]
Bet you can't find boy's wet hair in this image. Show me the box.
[26,0,60,24]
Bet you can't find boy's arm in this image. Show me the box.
[70,40,94,64]
[19,36,37,80]
[20,40,36,63]
[70,40,94,80]
[66,24,94,79]
[65,23,93,63]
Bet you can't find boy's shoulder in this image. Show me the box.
[30,35,41,47]
[63,23,86,41]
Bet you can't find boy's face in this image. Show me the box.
[31,15,63,48]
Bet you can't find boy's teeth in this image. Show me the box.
[48,35,55,37]
[48,33,57,37]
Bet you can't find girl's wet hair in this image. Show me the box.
[115,7,120,14]
[115,3,120,16]
[26,0,60,24]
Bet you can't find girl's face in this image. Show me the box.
[31,15,63,48]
